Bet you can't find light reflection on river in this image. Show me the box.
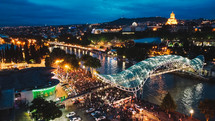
[51,46,215,120]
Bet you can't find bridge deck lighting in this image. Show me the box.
[98,55,205,92]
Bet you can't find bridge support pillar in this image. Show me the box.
[136,88,143,100]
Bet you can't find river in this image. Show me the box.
[50,46,215,120]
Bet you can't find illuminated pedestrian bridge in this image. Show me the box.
[97,55,204,92]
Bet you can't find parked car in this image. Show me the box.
[91,111,101,116]
[60,82,64,86]
[86,108,95,113]
[129,108,134,111]
[70,116,81,121]
[135,104,140,109]
[66,112,76,118]
[95,116,106,121]
[62,83,68,86]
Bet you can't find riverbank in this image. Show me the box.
[49,43,214,120]
[135,99,200,121]
[171,71,208,81]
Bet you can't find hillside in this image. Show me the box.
[105,17,168,25]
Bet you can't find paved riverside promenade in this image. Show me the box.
[133,100,200,121]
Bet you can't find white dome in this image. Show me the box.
[132,22,138,26]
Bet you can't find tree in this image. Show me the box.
[160,92,177,113]
[116,47,125,56]
[89,57,101,69]
[29,97,62,121]
[14,46,19,63]
[50,48,66,59]
[24,44,30,62]
[10,43,15,62]
[80,54,91,61]
[39,45,49,58]
[48,48,66,66]
[62,54,79,70]
[82,55,101,74]
[80,35,91,46]
[124,47,148,61]
[198,99,215,121]
[45,57,51,67]
[29,45,37,62]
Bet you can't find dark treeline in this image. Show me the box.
[49,34,91,46]
[23,25,214,49]
[45,48,101,73]
[116,47,148,61]
[0,43,49,63]
[188,46,215,61]
[88,27,215,43]
[115,41,215,62]
[45,48,79,69]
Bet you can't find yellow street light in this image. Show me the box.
[64,64,70,69]
[190,109,194,118]
[11,39,15,43]
[17,41,21,45]
[140,108,143,113]
[55,59,64,64]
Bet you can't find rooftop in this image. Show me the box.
[0,67,59,92]
[133,37,161,44]
[0,89,14,110]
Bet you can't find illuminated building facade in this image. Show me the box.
[166,11,178,25]
[32,85,57,99]
[0,68,59,103]
[122,22,147,32]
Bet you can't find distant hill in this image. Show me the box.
[105,17,168,25]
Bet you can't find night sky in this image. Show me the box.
[1,0,215,26]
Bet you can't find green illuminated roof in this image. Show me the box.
[0,67,59,91]
[32,85,56,99]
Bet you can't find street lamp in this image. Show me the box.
[190,109,194,118]
[55,59,64,64]
[64,64,70,82]
[64,64,70,69]
[55,59,64,75]
[132,111,136,121]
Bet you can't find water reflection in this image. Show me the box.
[50,46,215,120]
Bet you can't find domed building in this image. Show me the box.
[166,11,178,25]
[132,22,138,27]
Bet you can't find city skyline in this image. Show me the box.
[1,1,215,120]
[0,0,215,26]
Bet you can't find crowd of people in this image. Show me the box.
[79,87,133,120]
[56,67,162,120]
[55,67,198,121]
[56,67,106,97]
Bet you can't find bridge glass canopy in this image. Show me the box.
[99,55,204,90]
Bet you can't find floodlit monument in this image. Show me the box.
[166,11,178,25]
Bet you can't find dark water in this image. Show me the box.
[51,46,215,120]
[142,74,215,121]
